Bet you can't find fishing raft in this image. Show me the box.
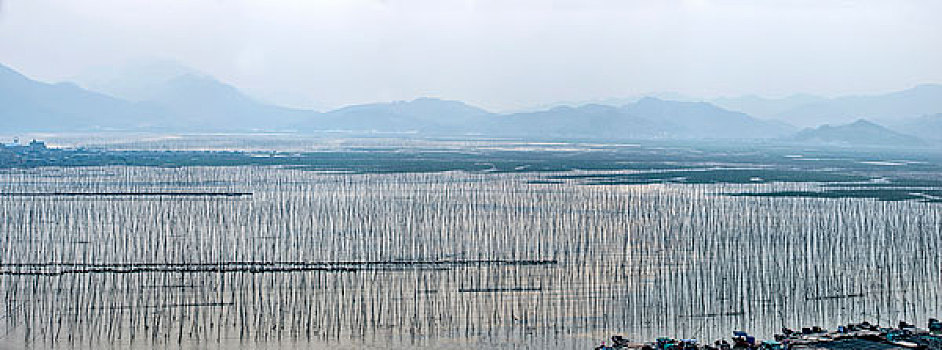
[595,319,942,349]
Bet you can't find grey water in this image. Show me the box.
[1,165,940,349]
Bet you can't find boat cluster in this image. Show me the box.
[596,319,942,349]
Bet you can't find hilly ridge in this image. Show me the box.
[305,98,492,132]
[0,63,162,131]
[622,97,791,139]
[3,62,942,146]
[1,63,313,131]
[483,104,666,139]
[137,73,314,130]
[790,119,925,147]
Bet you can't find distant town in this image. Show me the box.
[2,137,48,150]
[1,138,52,166]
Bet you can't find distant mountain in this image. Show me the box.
[75,61,314,130]
[482,98,791,140]
[890,113,942,141]
[74,60,199,102]
[77,60,324,111]
[0,63,162,131]
[712,94,826,119]
[296,97,785,140]
[485,104,667,139]
[776,84,942,127]
[0,62,315,131]
[789,119,925,147]
[137,73,314,130]
[9,59,939,142]
[300,98,492,132]
[298,97,789,140]
[621,97,792,139]
[513,91,697,113]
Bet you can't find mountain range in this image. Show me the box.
[308,97,493,133]
[1,62,312,131]
[0,64,160,130]
[2,62,941,146]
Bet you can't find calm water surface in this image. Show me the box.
[1,166,940,349]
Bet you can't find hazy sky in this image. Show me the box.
[1,0,941,111]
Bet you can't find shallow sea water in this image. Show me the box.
[1,166,940,349]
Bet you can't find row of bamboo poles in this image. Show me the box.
[0,166,939,349]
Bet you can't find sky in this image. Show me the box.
[1,0,941,111]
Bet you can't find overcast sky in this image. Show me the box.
[1,0,941,111]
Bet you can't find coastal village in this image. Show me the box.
[0,138,50,164]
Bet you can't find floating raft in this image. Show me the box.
[596,320,942,349]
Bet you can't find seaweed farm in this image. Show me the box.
[1,163,941,349]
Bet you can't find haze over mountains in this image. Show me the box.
[892,114,942,142]
[0,62,311,131]
[712,94,828,121]
[308,98,493,133]
[1,61,940,146]
[0,64,162,131]
[771,84,942,127]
